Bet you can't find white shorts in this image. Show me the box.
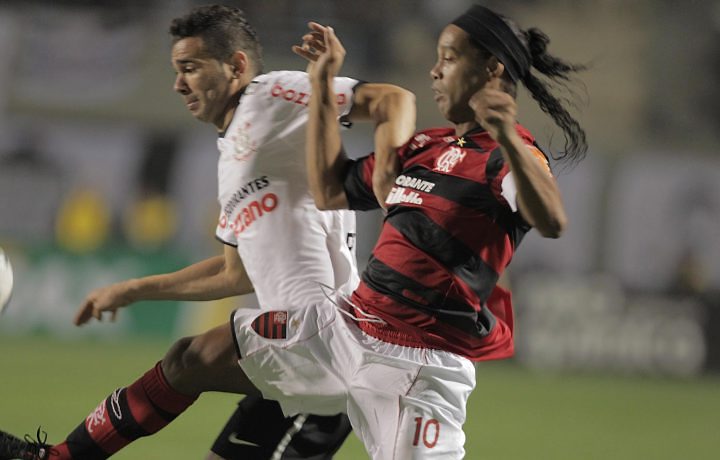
[232,298,476,459]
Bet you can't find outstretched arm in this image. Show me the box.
[74,244,253,325]
[293,22,415,210]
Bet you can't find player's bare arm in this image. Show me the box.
[74,245,253,325]
[470,76,567,238]
[294,22,416,209]
[350,83,416,208]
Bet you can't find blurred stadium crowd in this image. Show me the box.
[1,0,720,376]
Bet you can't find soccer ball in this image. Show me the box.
[0,247,14,314]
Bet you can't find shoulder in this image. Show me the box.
[244,71,310,98]
[514,123,536,145]
[409,127,454,146]
[399,127,455,159]
[252,70,307,85]
[239,71,314,113]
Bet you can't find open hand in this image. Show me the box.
[74,282,133,326]
[292,22,345,80]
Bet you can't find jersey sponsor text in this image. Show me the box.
[219,192,279,236]
[223,176,271,216]
[270,83,347,107]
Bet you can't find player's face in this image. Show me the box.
[430,25,489,124]
[171,36,235,130]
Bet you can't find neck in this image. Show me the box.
[215,83,249,132]
[454,120,481,136]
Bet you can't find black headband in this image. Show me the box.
[451,4,530,82]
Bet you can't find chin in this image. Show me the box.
[436,105,450,121]
[193,111,210,122]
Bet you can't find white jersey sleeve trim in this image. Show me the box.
[501,172,518,212]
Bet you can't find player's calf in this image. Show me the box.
[45,361,197,459]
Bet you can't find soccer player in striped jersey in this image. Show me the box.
[0,5,413,460]
[0,4,587,460]
[288,5,587,458]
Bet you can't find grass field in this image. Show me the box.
[2,336,719,459]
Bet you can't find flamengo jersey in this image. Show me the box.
[216,71,360,309]
[344,125,550,361]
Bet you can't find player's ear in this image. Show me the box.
[229,51,249,78]
[485,56,504,80]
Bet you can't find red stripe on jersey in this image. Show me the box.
[372,223,483,308]
[397,192,516,274]
[352,283,514,361]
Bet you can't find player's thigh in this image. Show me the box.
[393,397,465,459]
[394,360,475,459]
[162,322,258,395]
[232,304,348,415]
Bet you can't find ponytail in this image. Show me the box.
[453,5,588,165]
[521,27,587,166]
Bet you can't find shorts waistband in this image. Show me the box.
[353,308,428,349]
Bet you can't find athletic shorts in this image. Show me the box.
[210,395,351,459]
[231,299,476,460]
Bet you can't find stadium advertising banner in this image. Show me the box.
[513,273,719,377]
[0,245,190,339]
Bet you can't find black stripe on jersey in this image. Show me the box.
[343,158,380,211]
[484,147,505,184]
[108,389,150,441]
[481,148,533,247]
[400,165,498,211]
[387,208,499,302]
[362,257,495,337]
[396,165,531,248]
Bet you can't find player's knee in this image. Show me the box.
[161,336,196,385]
[165,330,231,373]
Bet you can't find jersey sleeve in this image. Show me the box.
[343,154,381,211]
[489,142,553,213]
[215,211,238,247]
[332,76,361,120]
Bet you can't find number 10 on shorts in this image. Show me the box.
[413,417,440,448]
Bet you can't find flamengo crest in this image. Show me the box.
[434,146,466,173]
[251,311,288,339]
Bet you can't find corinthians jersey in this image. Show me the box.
[216,71,360,309]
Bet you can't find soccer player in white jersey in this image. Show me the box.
[0,5,414,460]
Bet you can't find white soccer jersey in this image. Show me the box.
[216,71,360,309]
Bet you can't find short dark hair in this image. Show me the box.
[169,4,264,75]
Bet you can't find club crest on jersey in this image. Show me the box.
[434,146,466,173]
[251,311,288,339]
[228,122,257,162]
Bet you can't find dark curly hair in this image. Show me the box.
[169,4,264,75]
[471,17,587,166]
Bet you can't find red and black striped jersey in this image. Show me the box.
[343,124,550,361]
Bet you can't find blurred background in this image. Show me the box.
[1,0,719,458]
